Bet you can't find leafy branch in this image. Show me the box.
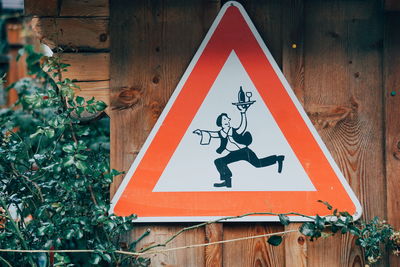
[0,45,148,266]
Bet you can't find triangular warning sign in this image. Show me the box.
[111,1,362,222]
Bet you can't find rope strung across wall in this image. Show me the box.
[0,229,298,257]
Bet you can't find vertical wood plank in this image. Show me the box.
[133,225,206,266]
[304,0,384,266]
[282,0,305,104]
[205,223,223,267]
[110,0,220,266]
[281,1,307,266]
[223,223,285,266]
[384,12,400,267]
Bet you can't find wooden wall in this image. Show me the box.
[26,0,400,266]
[25,0,110,109]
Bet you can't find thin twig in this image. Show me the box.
[134,229,298,256]
[139,211,312,253]
[0,255,12,267]
[88,185,98,206]
[11,163,44,202]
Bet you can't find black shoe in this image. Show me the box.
[213,179,232,188]
[277,155,285,173]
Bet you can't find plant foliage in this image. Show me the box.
[0,46,149,266]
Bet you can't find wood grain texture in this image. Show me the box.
[223,223,285,266]
[205,223,223,267]
[282,0,304,104]
[132,225,206,267]
[384,12,400,267]
[30,17,109,51]
[109,0,220,266]
[304,0,383,266]
[281,1,307,266]
[59,0,109,17]
[284,225,307,267]
[58,53,109,81]
[24,0,58,16]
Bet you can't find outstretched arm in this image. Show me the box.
[193,129,219,145]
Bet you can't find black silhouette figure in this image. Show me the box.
[193,87,285,188]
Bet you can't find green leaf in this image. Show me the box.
[278,214,290,226]
[86,97,95,104]
[65,229,75,240]
[95,101,107,111]
[102,253,112,263]
[75,229,83,239]
[37,226,47,236]
[76,96,85,106]
[62,144,75,153]
[16,47,25,61]
[89,254,102,265]
[348,225,361,236]
[300,222,315,237]
[267,235,283,246]
[75,154,88,160]
[110,169,124,176]
[30,128,44,139]
[75,160,88,173]
[44,240,53,249]
[44,128,55,138]
[86,105,96,114]
[315,215,326,230]
[63,155,75,167]
[76,106,85,117]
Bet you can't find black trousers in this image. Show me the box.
[214,147,277,181]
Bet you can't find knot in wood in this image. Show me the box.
[117,88,142,108]
[149,101,163,121]
[152,76,160,84]
[99,33,108,42]
[393,141,400,160]
[350,96,359,111]
[297,236,305,245]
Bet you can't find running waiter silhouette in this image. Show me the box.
[193,87,285,188]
